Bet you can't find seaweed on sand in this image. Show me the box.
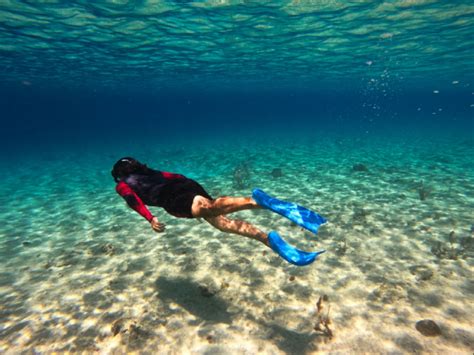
[417,180,431,201]
[352,163,369,172]
[313,295,333,339]
[352,208,369,225]
[335,238,347,256]
[111,318,152,350]
[271,168,283,178]
[431,230,473,260]
[232,160,251,189]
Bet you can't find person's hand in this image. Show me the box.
[150,216,165,233]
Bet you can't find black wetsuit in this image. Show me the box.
[116,171,212,219]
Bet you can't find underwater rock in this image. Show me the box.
[55,250,82,267]
[108,277,129,291]
[415,319,442,337]
[43,260,53,270]
[113,318,152,349]
[237,256,251,264]
[431,241,451,259]
[352,164,368,172]
[111,318,125,336]
[335,239,347,256]
[409,265,434,281]
[352,208,369,225]
[100,243,116,256]
[127,323,152,350]
[271,168,283,178]
[129,323,146,340]
[86,242,117,257]
[369,282,407,303]
[198,285,215,298]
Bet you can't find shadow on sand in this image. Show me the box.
[154,276,326,354]
[154,276,232,324]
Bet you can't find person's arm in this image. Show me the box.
[116,181,154,221]
[115,181,165,232]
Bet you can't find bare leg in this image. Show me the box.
[204,215,269,247]
[192,195,261,218]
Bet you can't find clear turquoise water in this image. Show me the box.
[0,1,473,353]
[1,1,473,90]
[1,137,473,352]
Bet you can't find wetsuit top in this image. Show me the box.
[115,171,185,221]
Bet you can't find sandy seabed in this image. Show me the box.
[0,135,473,354]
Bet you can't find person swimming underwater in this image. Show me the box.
[112,157,326,266]
[112,157,269,245]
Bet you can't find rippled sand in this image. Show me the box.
[0,135,473,354]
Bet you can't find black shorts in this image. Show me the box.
[158,179,212,218]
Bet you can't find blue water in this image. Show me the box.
[0,1,473,152]
[0,1,473,353]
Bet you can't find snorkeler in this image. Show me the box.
[112,157,327,266]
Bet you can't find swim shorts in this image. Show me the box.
[158,178,212,218]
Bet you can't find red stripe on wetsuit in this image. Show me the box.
[115,171,185,221]
[161,171,185,179]
[116,181,154,221]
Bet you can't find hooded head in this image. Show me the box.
[111,157,151,182]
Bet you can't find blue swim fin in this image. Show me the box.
[252,188,327,234]
[268,231,325,266]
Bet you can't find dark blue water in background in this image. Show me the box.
[0,1,473,155]
[1,86,472,157]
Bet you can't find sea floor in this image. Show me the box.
[0,133,473,354]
